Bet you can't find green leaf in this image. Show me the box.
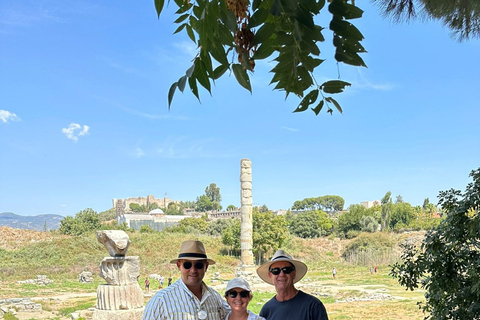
[232,64,252,92]
[311,99,324,115]
[186,25,196,42]
[188,76,200,101]
[252,41,276,59]
[320,80,351,94]
[178,75,187,92]
[294,89,319,112]
[173,23,187,34]
[168,82,178,108]
[325,96,343,113]
[155,0,165,18]
[174,13,190,24]
[193,59,212,93]
[249,9,271,28]
[252,23,276,46]
[209,43,229,65]
[200,49,213,75]
[213,64,229,79]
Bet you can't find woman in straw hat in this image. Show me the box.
[224,277,265,320]
[256,250,329,320]
[143,240,229,320]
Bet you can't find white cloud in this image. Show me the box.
[0,110,20,123]
[281,126,299,132]
[61,123,89,142]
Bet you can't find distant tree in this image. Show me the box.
[43,221,48,232]
[423,197,430,210]
[59,208,102,236]
[319,195,345,212]
[165,202,181,215]
[390,202,416,230]
[177,217,208,233]
[391,167,480,319]
[253,211,288,263]
[381,191,393,230]
[129,203,144,212]
[98,208,117,222]
[196,195,213,212]
[291,195,344,212]
[359,215,378,233]
[221,219,241,254]
[147,202,159,211]
[337,204,369,235]
[226,205,236,211]
[207,218,235,236]
[289,211,322,238]
[395,195,404,204]
[205,183,222,210]
[259,205,270,213]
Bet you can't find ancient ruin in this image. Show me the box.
[92,230,144,320]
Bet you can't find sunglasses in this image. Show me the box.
[269,266,295,275]
[227,290,250,298]
[182,261,205,270]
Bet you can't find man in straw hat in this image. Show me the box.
[256,250,328,320]
[143,240,229,320]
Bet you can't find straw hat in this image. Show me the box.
[170,240,216,265]
[225,277,251,294]
[256,250,307,285]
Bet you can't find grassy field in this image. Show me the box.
[0,227,427,319]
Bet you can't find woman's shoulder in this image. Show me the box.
[248,310,266,320]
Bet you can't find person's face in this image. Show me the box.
[268,261,296,291]
[177,259,208,289]
[225,288,251,312]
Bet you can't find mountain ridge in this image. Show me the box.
[0,212,63,231]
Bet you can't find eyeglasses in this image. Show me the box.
[269,266,295,275]
[182,261,205,270]
[227,290,250,298]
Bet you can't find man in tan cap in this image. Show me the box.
[143,240,229,319]
[256,250,328,320]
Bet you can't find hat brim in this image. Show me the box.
[256,259,307,285]
[170,257,216,265]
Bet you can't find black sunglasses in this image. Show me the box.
[269,266,295,275]
[182,261,205,270]
[227,290,250,298]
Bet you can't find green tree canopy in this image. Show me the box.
[391,167,480,319]
[288,210,333,238]
[58,208,102,236]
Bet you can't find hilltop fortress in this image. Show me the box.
[112,195,179,212]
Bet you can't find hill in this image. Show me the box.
[0,212,63,231]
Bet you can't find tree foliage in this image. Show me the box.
[291,195,345,212]
[253,210,288,262]
[155,0,366,114]
[58,208,103,236]
[391,167,480,319]
[288,210,333,238]
[196,183,222,211]
[373,0,480,41]
[381,191,392,230]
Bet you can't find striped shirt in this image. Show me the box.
[143,279,230,320]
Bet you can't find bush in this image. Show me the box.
[345,230,361,239]
[342,232,397,265]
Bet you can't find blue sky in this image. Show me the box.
[1,0,479,217]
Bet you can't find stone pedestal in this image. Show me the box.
[93,231,144,320]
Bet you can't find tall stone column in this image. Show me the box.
[240,159,254,266]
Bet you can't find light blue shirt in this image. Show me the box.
[143,279,229,320]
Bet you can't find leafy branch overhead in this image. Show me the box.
[155,0,366,115]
